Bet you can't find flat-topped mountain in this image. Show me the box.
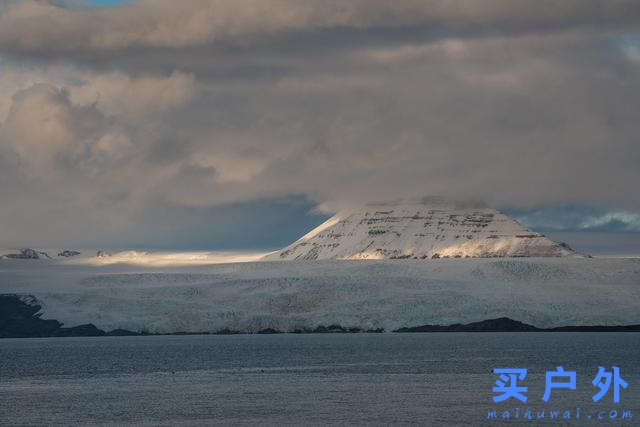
[263,198,575,260]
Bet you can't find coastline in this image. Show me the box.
[3,294,640,338]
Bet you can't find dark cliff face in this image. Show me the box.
[0,294,104,338]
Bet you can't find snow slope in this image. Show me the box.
[263,199,575,260]
[0,249,266,266]
[1,257,638,333]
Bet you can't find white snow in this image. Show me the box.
[70,250,267,266]
[1,256,638,333]
[0,248,266,266]
[262,199,575,260]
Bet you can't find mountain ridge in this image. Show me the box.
[264,199,576,260]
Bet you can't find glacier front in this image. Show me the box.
[1,257,638,333]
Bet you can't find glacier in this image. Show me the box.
[1,256,639,333]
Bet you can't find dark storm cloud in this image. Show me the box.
[1,0,639,56]
[1,0,639,248]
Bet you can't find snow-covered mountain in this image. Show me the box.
[263,198,575,260]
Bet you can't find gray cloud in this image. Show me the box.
[1,0,639,55]
[506,205,640,232]
[0,0,639,248]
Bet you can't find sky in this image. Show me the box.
[0,0,639,252]
[85,0,130,7]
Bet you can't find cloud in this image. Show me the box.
[0,0,639,248]
[1,84,107,175]
[0,61,194,121]
[70,70,195,118]
[507,205,640,232]
[0,0,639,55]
[0,83,138,240]
[579,212,640,232]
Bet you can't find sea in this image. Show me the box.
[1,333,638,425]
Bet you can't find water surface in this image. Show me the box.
[1,333,638,425]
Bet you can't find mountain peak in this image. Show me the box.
[263,200,575,260]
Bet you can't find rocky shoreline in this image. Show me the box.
[2,294,639,338]
[393,317,640,332]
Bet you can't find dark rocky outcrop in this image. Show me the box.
[0,294,107,338]
[58,250,81,258]
[395,317,541,332]
[215,328,242,335]
[107,329,141,336]
[291,325,384,333]
[53,324,105,337]
[1,249,51,260]
[256,328,282,334]
[394,317,640,333]
[0,294,62,337]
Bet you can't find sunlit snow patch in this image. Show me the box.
[65,250,268,267]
